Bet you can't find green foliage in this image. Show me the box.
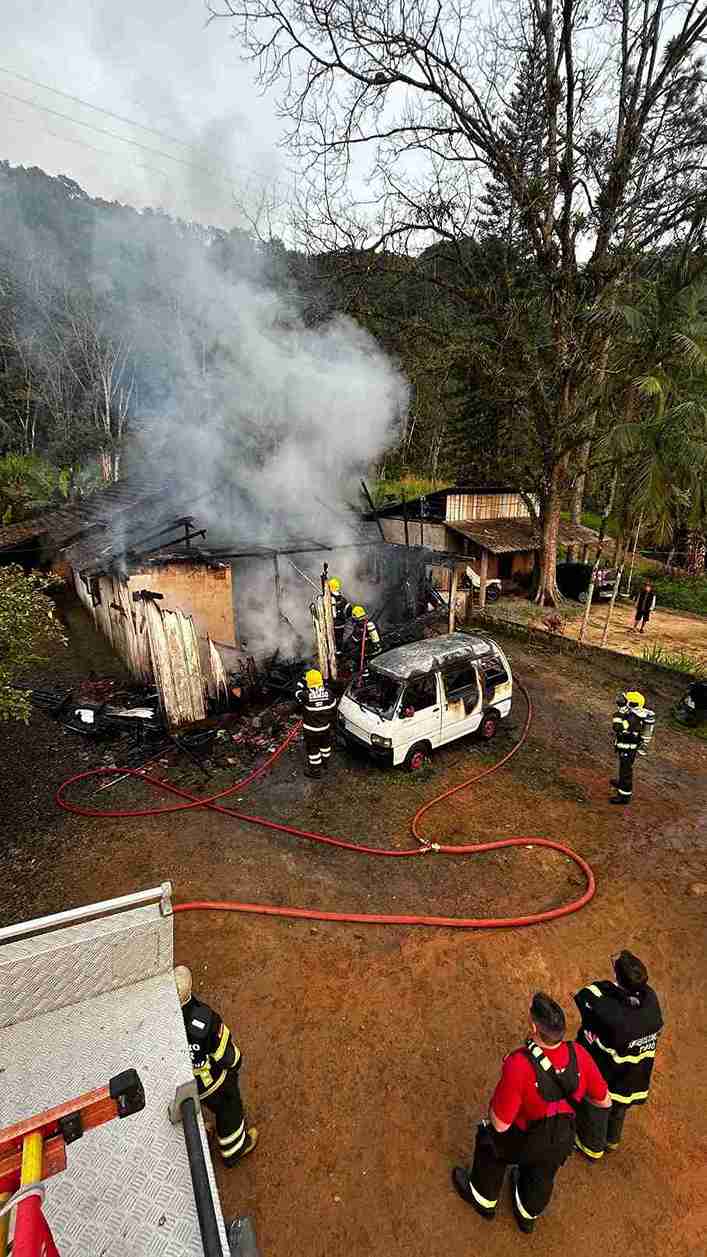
[648,573,707,616]
[0,564,66,720]
[372,476,449,506]
[640,639,706,678]
[0,453,72,521]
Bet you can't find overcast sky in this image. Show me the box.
[0,0,284,227]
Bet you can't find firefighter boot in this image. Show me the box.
[224,1126,259,1168]
[610,795,631,805]
[451,1168,495,1221]
[304,764,322,779]
[510,1167,535,1234]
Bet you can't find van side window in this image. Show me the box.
[401,674,438,712]
[443,665,478,699]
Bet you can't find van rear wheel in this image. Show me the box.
[404,742,431,773]
[479,713,499,741]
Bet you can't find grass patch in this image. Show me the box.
[640,639,706,677]
[669,716,707,742]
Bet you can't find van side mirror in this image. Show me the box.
[402,706,416,719]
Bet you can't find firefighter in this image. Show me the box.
[611,690,644,804]
[295,667,337,777]
[452,992,611,1234]
[346,605,382,672]
[174,966,258,1167]
[327,576,353,652]
[574,950,663,1158]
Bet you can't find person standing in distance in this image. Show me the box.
[175,966,258,1167]
[452,992,610,1233]
[574,950,663,1157]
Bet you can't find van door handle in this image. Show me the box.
[433,708,439,712]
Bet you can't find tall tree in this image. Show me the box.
[212,0,707,601]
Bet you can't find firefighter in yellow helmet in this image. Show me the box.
[327,576,353,652]
[174,965,258,1167]
[295,667,337,777]
[610,691,646,804]
[346,605,382,673]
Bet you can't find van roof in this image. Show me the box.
[371,632,497,680]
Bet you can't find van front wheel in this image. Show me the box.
[404,742,431,773]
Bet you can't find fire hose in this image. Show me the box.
[55,681,596,929]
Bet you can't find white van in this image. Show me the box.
[337,632,513,770]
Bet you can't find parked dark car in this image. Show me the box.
[556,561,618,603]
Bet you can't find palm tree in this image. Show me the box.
[603,262,707,571]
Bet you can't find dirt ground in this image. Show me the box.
[2,596,706,1257]
[562,597,707,666]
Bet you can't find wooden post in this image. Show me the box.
[360,479,385,541]
[625,511,644,597]
[581,544,589,562]
[448,565,460,633]
[479,549,489,609]
[578,549,603,643]
[402,489,410,547]
[601,563,625,647]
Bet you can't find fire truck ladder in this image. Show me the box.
[0,1072,145,1257]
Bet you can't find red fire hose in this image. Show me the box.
[55,681,596,929]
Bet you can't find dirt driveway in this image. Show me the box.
[2,610,706,1257]
[562,597,707,666]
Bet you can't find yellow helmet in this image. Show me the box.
[305,668,323,688]
[351,605,366,620]
[328,577,341,593]
[625,690,645,708]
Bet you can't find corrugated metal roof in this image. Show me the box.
[446,518,600,554]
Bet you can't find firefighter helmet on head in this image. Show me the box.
[305,668,323,688]
[328,577,341,593]
[174,965,193,1007]
[618,690,645,709]
[351,605,366,620]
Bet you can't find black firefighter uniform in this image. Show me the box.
[296,674,337,773]
[574,980,663,1155]
[611,704,642,801]
[182,994,249,1165]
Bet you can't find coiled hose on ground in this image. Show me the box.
[56,680,595,929]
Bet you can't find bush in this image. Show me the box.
[647,574,707,616]
[0,565,66,720]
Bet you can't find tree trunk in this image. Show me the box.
[533,462,564,605]
[566,435,592,560]
[686,530,706,575]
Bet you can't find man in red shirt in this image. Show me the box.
[452,992,611,1233]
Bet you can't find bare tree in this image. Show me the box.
[60,295,135,482]
[210,0,707,601]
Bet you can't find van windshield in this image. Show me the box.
[349,673,401,720]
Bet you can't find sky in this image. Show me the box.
[0,0,284,228]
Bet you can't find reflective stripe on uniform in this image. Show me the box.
[575,1136,604,1159]
[617,788,632,796]
[514,1184,538,1220]
[212,1024,231,1063]
[616,743,635,750]
[303,722,329,732]
[469,1179,498,1210]
[584,985,603,998]
[609,1089,649,1104]
[592,1035,656,1065]
[218,1121,245,1150]
[199,1070,227,1099]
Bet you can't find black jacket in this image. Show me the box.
[612,706,642,753]
[574,981,663,1106]
[182,995,240,1099]
[295,679,337,731]
[636,589,656,617]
